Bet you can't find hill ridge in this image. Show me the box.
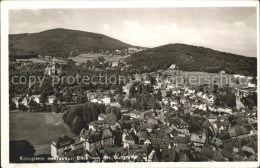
[9,28,136,57]
[127,43,257,76]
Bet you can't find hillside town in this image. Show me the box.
[10,47,258,162]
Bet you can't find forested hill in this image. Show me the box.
[9,28,134,58]
[126,43,257,76]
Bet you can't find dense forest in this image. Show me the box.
[127,43,257,76]
[62,103,120,134]
[9,28,134,57]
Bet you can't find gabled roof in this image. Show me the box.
[161,149,175,162]
[200,147,214,159]
[125,135,134,141]
[221,149,233,160]
[179,152,190,162]
[212,149,223,161]
[190,133,206,144]
[64,147,85,157]
[171,136,188,144]
[147,118,159,125]
[136,131,148,139]
[208,113,217,119]
[149,138,162,146]
[80,129,101,142]
[48,95,57,99]
[219,130,231,140]
[160,140,171,149]
[98,113,107,118]
[52,135,75,149]
[177,143,188,151]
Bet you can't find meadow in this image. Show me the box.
[68,53,129,63]
[10,112,76,155]
[68,53,106,63]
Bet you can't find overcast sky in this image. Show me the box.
[9,8,257,57]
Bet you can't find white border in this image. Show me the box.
[1,1,259,168]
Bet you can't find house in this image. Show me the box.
[210,137,222,146]
[228,125,249,138]
[48,95,57,104]
[199,104,207,111]
[154,84,162,90]
[190,132,206,147]
[208,114,217,123]
[21,97,29,107]
[143,139,151,145]
[191,103,200,109]
[161,149,176,162]
[170,99,178,107]
[111,61,119,67]
[147,149,157,162]
[170,119,189,135]
[101,128,113,147]
[122,83,131,95]
[98,113,107,121]
[168,64,176,70]
[29,95,41,104]
[179,152,190,162]
[123,135,135,148]
[149,138,162,146]
[200,147,214,161]
[136,131,148,142]
[144,79,151,85]
[147,118,158,125]
[180,96,187,105]
[80,129,102,152]
[218,107,233,115]
[91,98,102,104]
[51,135,75,158]
[242,145,255,154]
[101,96,111,105]
[177,143,188,151]
[129,111,144,119]
[167,84,175,90]
[12,97,21,108]
[45,62,56,76]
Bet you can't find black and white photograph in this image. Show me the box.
[1,0,259,167]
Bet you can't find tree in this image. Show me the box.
[10,140,35,163]
[148,95,157,109]
[129,85,135,98]
[64,91,72,102]
[40,92,47,103]
[157,89,162,101]
[42,103,47,112]
[117,94,123,105]
[52,99,60,113]
[117,85,123,95]
[188,119,202,133]
[124,99,131,108]
[166,90,172,97]
[58,94,64,102]
[18,104,27,111]
[76,93,87,104]
[91,104,99,120]
[149,76,156,85]
[9,100,16,111]
[71,117,85,134]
